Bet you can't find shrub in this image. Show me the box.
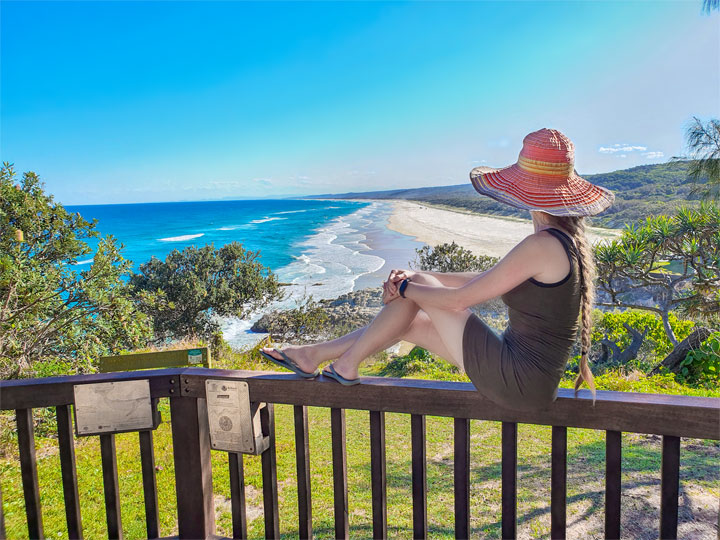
[410,241,498,273]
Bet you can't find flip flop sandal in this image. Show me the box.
[322,363,361,386]
[260,349,319,378]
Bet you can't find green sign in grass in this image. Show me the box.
[98,347,211,373]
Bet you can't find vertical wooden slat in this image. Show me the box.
[16,408,43,539]
[551,426,567,540]
[370,410,387,540]
[261,403,280,539]
[170,396,215,539]
[660,435,680,540]
[0,474,6,540]
[411,414,427,540]
[139,430,160,539]
[453,417,470,540]
[294,405,312,540]
[100,434,123,539]
[331,407,349,539]
[501,422,517,540]
[605,430,622,540]
[229,452,247,539]
[56,404,83,539]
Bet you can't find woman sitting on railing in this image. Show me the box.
[262,128,614,411]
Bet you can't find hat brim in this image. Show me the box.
[470,165,615,217]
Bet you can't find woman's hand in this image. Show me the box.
[382,280,400,304]
[385,268,416,295]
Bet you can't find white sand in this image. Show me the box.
[383,200,621,258]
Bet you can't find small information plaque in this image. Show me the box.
[188,349,203,365]
[206,379,263,454]
[74,379,156,436]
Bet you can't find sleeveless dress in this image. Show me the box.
[461,228,581,411]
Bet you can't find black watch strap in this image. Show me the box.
[399,278,411,298]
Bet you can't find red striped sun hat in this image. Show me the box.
[470,128,614,216]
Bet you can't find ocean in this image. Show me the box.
[66,199,425,349]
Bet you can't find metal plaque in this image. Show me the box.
[188,348,203,365]
[74,379,156,436]
[206,379,262,453]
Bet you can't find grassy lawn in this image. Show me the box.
[1,360,718,539]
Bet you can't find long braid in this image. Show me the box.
[552,215,597,406]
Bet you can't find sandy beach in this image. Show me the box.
[383,200,621,258]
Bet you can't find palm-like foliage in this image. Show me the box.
[703,0,719,13]
[674,117,720,200]
[594,203,720,346]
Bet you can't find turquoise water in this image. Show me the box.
[67,198,424,348]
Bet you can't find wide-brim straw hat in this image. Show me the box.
[470,128,615,217]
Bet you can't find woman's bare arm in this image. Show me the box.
[401,235,549,310]
[416,270,487,288]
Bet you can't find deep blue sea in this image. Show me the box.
[66,199,424,349]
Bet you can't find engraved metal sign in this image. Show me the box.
[74,379,156,436]
[206,379,264,454]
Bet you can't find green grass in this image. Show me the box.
[1,352,718,539]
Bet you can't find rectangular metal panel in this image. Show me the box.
[74,380,157,436]
[206,379,262,454]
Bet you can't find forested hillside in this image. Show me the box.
[309,161,705,228]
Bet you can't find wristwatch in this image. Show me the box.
[399,277,411,298]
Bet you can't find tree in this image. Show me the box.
[131,242,283,345]
[410,241,498,273]
[594,203,719,346]
[0,163,153,378]
[672,117,720,200]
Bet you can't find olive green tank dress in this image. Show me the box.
[461,228,581,411]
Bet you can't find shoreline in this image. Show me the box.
[352,199,621,259]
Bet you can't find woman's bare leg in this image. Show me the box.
[260,294,420,373]
[329,273,473,379]
[261,274,473,378]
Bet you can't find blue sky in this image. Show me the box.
[1,1,717,205]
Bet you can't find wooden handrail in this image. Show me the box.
[1,367,718,439]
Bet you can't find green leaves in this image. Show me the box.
[130,242,282,344]
[410,241,498,273]
[594,202,720,328]
[0,163,153,378]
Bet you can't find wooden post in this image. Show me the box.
[171,396,215,539]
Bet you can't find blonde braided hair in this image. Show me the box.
[540,213,597,406]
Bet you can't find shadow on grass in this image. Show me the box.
[349,433,719,538]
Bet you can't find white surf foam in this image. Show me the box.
[221,203,386,350]
[159,233,205,242]
[250,217,287,224]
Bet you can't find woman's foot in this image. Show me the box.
[321,360,359,381]
[260,345,318,374]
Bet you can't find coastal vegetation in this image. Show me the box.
[0,163,153,378]
[130,242,282,348]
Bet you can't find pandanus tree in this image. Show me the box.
[673,117,720,200]
[594,203,719,355]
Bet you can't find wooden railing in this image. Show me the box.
[1,367,718,539]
